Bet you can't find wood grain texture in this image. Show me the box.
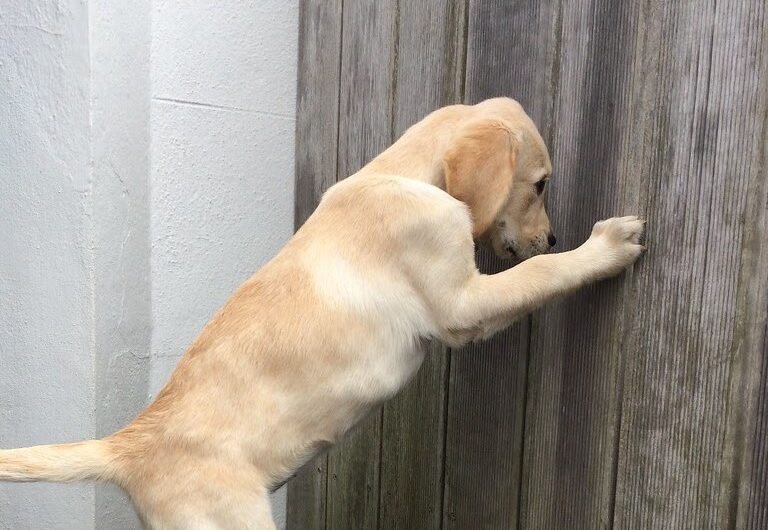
[441,1,561,528]
[335,0,397,179]
[379,342,450,530]
[325,1,397,529]
[614,1,768,528]
[442,278,530,530]
[287,1,342,528]
[378,2,467,529]
[464,0,562,138]
[748,321,768,529]
[290,0,768,528]
[518,1,644,528]
[723,5,768,528]
[745,38,768,525]
[293,0,343,230]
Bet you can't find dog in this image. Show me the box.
[0,98,644,529]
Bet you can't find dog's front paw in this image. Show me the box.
[584,216,645,278]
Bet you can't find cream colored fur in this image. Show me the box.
[0,98,644,529]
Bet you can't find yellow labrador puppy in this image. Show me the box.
[0,98,644,529]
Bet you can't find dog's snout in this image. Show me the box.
[547,233,557,247]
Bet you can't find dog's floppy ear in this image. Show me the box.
[443,118,518,237]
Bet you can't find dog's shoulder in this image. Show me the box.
[322,173,471,228]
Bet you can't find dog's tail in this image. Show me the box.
[0,440,115,483]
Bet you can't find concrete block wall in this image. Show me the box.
[0,2,97,527]
[150,2,297,527]
[0,1,297,528]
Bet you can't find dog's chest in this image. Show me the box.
[309,253,435,403]
[341,335,427,403]
[328,295,431,405]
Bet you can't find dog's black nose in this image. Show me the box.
[548,234,557,247]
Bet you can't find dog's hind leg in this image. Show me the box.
[130,461,277,530]
[142,491,276,530]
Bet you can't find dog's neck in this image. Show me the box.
[360,117,467,191]
[362,143,447,189]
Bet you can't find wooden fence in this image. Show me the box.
[287,1,768,528]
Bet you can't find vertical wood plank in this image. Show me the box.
[378,341,450,530]
[518,1,645,528]
[291,1,768,528]
[442,2,562,528]
[463,0,563,139]
[378,3,468,529]
[287,1,342,528]
[293,0,343,230]
[443,296,530,530]
[722,9,768,527]
[325,2,397,529]
[614,0,768,527]
[744,39,768,524]
[747,322,768,529]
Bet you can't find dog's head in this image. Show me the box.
[442,98,554,261]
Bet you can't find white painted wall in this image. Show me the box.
[90,0,153,527]
[0,2,96,528]
[0,0,298,528]
[150,1,297,527]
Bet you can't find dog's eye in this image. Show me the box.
[535,179,547,195]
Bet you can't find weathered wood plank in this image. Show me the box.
[614,0,768,527]
[442,2,562,528]
[442,292,530,530]
[291,1,768,528]
[517,1,646,528]
[378,2,467,529]
[390,0,467,135]
[287,1,342,528]
[325,2,397,529]
[744,76,768,527]
[293,0,343,230]
[747,321,768,529]
[463,0,562,139]
[379,342,449,530]
[334,0,397,179]
[286,457,328,530]
[720,5,768,528]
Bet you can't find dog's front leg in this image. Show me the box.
[447,216,644,339]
